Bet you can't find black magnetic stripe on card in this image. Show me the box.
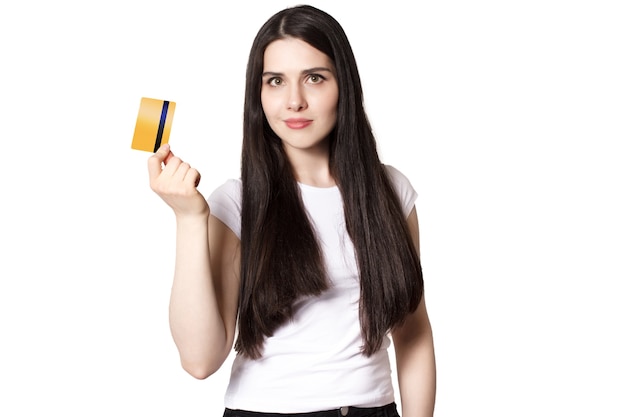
[153,100,170,152]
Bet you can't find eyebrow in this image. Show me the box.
[262,67,334,78]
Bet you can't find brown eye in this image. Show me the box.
[268,77,283,86]
[308,74,324,84]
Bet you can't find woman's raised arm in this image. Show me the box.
[148,144,240,379]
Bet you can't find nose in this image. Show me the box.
[287,85,307,111]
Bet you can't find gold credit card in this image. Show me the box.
[131,97,176,152]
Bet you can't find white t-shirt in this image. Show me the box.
[207,165,417,413]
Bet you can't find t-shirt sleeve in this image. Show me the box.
[207,179,243,239]
[383,165,418,218]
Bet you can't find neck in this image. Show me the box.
[285,145,335,188]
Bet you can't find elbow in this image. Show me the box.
[182,360,220,380]
[393,315,434,349]
[180,350,230,380]
[186,367,215,380]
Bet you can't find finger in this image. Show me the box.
[184,167,201,188]
[159,151,182,176]
[172,161,193,184]
[163,147,176,165]
[165,157,186,180]
[147,144,172,179]
[158,144,177,166]
[155,143,172,161]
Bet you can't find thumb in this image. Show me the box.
[147,143,172,179]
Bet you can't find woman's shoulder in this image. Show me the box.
[383,164,410,183]
[382,164,415,192]
[207,178,243,238]
[210,178,242,198]
[382,164,418,216]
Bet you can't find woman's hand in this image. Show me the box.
[147,144,209,217]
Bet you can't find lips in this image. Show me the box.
[284,118,312,129]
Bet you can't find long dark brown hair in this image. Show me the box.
[238,5,423,359]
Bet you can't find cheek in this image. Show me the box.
[261,92,278,120]
[321,91,339,118]
[260,93,269,116]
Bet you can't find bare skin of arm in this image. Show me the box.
[392,206,437,417]
[148,144,240,379]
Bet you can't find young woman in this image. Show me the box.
[148,5,436,417]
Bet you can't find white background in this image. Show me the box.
[1,1,625,416]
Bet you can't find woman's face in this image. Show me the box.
[261,37,339,158]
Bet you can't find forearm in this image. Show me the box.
[168,214,228,378]
[395,328,436,417]
[394,311,436,417]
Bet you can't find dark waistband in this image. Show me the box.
[224,402,398,417]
